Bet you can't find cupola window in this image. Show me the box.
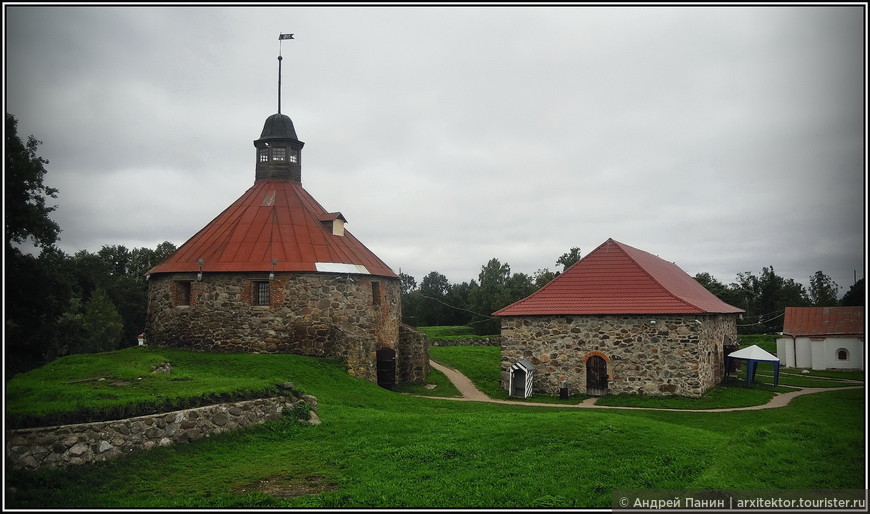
[289,151,298,163]
[258,149,269,163]
[272,147,286,161]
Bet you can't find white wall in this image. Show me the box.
[820,337,864,370]
[776,336,863,370]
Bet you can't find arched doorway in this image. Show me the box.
[586,355,608,396]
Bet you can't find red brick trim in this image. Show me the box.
[583,351,610,363]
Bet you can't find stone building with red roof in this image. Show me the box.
[144,110,427,388]
[776,306,864,371]
[494,238,744,397]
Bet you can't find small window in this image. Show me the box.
[272,147,286,162]
[371,281,381,306]
[175,281,192,306]
[253,281,270,306]
[289,151,298,164]
[837,349,849,360]
[258,148,269,162]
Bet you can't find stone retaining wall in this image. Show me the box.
[5,386,318,471]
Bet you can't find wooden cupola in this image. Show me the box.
[254,113,304,182]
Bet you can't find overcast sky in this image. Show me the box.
[4,3,866,295]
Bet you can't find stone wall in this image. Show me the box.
[398,325,430,384]
[5,387,318,471]
[500,314,738,397]
[145,272,425,385]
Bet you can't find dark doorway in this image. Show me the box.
[586,355,608,396]
[512,368,527,397]
[376,348,396,390]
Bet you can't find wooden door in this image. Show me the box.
[586,355,608,396]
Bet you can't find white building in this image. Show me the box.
[776,306,864,370]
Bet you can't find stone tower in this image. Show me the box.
[143,51,428,387]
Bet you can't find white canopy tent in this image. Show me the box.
[725,345,781,386]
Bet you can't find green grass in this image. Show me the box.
[429,345,504,398]
[5,347,317,420]
[779,368,865,381]
[416,325,497,341]
[595,382,780,409]
[737,334,778,354]
[394,367,462,398]
[4,347,865,509]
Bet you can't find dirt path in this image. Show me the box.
[426,360,863,412]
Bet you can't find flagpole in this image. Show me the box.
[277,33,294,115]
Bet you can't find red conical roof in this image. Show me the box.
[494,238,743,316]
[148,179,397,278]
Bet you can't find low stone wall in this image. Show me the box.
[430,337,501,347]
[5,386,318,471]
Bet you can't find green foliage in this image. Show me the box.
[5,112,60,250]
[556,246,582,271]
[840,278,864,306]
[80,288,124,353]
[808,270,840,306]
[5,238,178,377]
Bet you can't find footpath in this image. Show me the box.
[426,360,863,413]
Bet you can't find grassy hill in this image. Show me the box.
[4,347,865,509]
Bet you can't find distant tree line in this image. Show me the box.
[401,256,862,337]
[6,112,864,376]
[400,248,583,335]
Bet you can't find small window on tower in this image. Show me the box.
[272,147,286,161]
[289,151,298,163]
[259,148,269,163]
[175,281,192,306]
[371,281,381,306]
[253,281,270,306]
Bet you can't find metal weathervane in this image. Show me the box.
[277,33,294,114]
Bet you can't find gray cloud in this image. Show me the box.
[5,5,864,294]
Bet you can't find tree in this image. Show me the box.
[533,268,558,288]
[556,247,582,271]
[731,266,810,334]
[468,258,514,335]
[129,241,177,278]
[841,278,864,306]
[418,271,452,325]
[98,245,132,277]
[808,270,840,306]
[5,114,69,376]
[694,272,743,308]
[399,272,417,295]
[5,113,60,251]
